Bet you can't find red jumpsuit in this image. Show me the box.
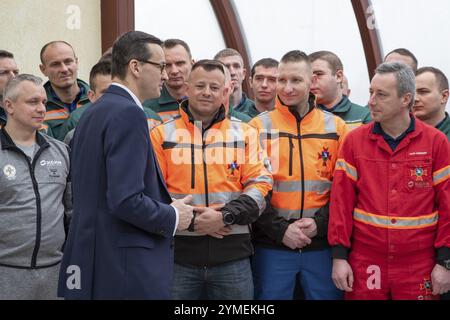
[329,119,450,300]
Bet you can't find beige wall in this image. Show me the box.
[0,0,101,85]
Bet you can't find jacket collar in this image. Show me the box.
[158,85,182,105]
[179,99,226,129]
[368,114,422,154]
[0,127,49,150]
[275,93,317,121]
[318,95,351,113]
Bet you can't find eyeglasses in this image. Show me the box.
[138,60,166,74]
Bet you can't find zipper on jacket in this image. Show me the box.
[202,137,210,207]
[11,146,47,268]
[296,121,306,219]
[191,143,195,189]
[288,137,294,176]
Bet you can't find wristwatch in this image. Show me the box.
[438,259,450,270]
[222,209,236,226]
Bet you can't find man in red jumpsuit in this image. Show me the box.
[329,62,450,300]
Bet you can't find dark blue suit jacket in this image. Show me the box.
[58,85,176,299]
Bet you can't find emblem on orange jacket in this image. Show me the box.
[318,147,332,167]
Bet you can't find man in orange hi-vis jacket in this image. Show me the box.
[151,59,272,300]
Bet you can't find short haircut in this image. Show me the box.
[375,62,416,109]
[40,41,76,64]
[251,58,279,78]
[3,74,43,103]
[163,39,192,59]
[385,48,418,72]
[99,47,112,63]
[416,66,449,92]
[213,48,243,61]
[0,50,14,60]
[111,31,163,80]
[89,60,112,91]
[190,59,225,80]
[309,51,343,75]
[280,50,310,66]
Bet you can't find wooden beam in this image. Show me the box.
[351,0,383,79]
[100,0,135,53]
[210,0,253,98]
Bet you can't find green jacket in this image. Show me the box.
[318,96,371,130]
[233,93,256,118]
[62,103,163,144]
[143,85,182,122]
[229,106,252,122]
[43,79,90,141]
[436,112,450,141]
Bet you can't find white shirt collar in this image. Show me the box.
[111,82,143,110]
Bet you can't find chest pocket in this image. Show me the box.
[404,159,433,192]
[35,162,68,185]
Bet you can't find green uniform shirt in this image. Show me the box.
[233,93,256,118]
[229,106,252,122]
[436,112,450,141]
[43,79,90,141]
[62,104,162,145]
[143,85,182,122]
[318,96,371,130]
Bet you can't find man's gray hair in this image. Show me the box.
[3,74,43,103]
[375,62,415,109]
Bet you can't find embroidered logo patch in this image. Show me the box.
[411,167,427,182]
[227,161,240,182]
[228,161,240,176]
[3,165,16,180]
[418,277,433,300]
[318,147,332,167]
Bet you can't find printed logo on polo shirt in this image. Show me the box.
[3,165,16,180]
[40,160,63,167]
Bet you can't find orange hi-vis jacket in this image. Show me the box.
[329,119,450,260]
[249,94,348,251]
[150,101,273,266]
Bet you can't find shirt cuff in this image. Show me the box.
[170,204,179,236]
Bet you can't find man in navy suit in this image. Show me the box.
[57,31,194,299]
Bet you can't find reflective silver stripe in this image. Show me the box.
[258,112,275,147]
[163,141,246,150]
[259,112,273,132]
[275,207,321,220]
[273,180,331,193]
[335,160,358,180]
[45,110,69,120]
[207,141,246,149]
[244,187,266,213]
[229,120,243,140]
[353,210,438,229]
[170,192,241,206]
[433,166,450,184]
[163,120,178,143]
[176,224,249,236]
[322,111,336,133]
[243,175,273,188]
